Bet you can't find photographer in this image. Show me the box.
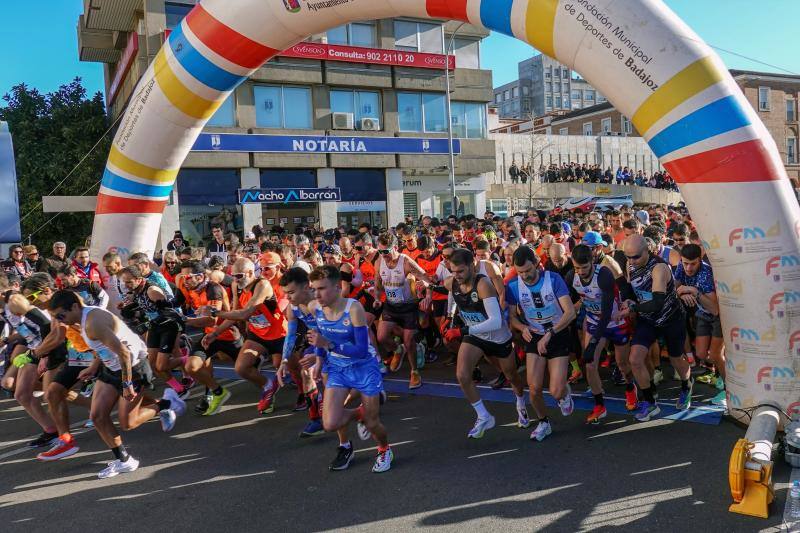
[119,265,187,396]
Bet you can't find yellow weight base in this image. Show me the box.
[728,438,774,519]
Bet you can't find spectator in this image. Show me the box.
[2,244,33,279]
[509,161,520,184]
[47,241,69,277]
[71,246,104,286]
[23,245,48,273]
[166,230,186,251]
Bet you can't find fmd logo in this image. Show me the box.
[715,279,742,295]
[728,222,780,252]
[756,366,795,392]
[768,290,800,318]
[790,330,800,354]
[765,254,800,281]
[701,235,720,251]
[729,325,776,352]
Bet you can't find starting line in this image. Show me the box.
[211,366,725,426]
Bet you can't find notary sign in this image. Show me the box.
[193,133,461,155]
[239,188,342,204]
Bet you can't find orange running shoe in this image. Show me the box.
[567,368,583,384]
[586,405,607,424]
[409,370,422,390]
[625,384,639,411]
[389,346,404,372]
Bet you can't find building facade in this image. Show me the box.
[493,54,606,120]
[77,0,495,247]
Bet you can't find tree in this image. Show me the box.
[0,78,110,252]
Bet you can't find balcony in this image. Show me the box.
[77,14,120,63]
[83,0,140,31]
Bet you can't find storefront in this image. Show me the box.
[260,169,319,233]
[335,169,387,230]
[175,169,244,246]
[400,174,487,220]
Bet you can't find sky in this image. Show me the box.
[1,0,799,101]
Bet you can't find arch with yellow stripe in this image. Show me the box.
[93,0,799,419]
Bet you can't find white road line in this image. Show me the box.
[468,448,518,459]
[630,461,692,476]
[353,440,414,454]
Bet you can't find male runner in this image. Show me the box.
[440,249,530,438]
[307,265,392,473]
[506,246,577,441]
[58,265,110,308]
[567,245,637,424]
[49,290,185,478]
[620,235,692,421]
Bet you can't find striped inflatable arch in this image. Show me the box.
[92,0,799,420]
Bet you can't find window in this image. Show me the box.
[397,92,448,133]
[601,117,612,133]
[554,94,561,108]
[563,97,570,109]
[504,90,510,100]
[446,101,486,138]
[488,199,508,217]
[788,99,797,122]
[788,138,798,164]
[512,87,519,98]
[545,70,551,80]
[165,1,195,29]
[495,93,502,104]
[330,89,381,129]
[554,82,561,93]
[571,90,581,101]
[583,122,593,136]
[546,95,553,109]
[423,93,447,132]
[572,100,581,110]
[585,90,595,102]
[559,127,569,136]
[522,86,529,96]
[403,193,419,220]
[545,82,552,93]
[622,116,633,134]
[597,93,607,103]
[453,38,480,69]
[206,93,236,127]
[562,69,569,79]
[758,87,771,111]
[254,85,312,129]
[327,22,377,47]
[395,20,443,53]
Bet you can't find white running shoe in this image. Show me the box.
[530,420,552,442]
[357,421,371,441]
[653,368,664,385]
[516,405,531,428]
[160,409,177,432]
[372,447,393,473]
[164,387,187,416]
[558,387,574,416]
[467,415,495,439]
[98,456,139,479]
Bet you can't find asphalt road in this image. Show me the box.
[0,362,793,532]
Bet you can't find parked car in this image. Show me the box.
[553,195,634,214]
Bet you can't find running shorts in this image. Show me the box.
[381,302,419,330]
[193,337,243,361]
[245,331,285,356]
[632,317,686,358]
[98,362,150,394]
[585,320,632,346]
[146,321,181,353]
[325,358,383,397]
[463,335,513,358]
[695,313,722,339]
[524,329,573,359]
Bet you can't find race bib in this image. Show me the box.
[460,310,486,326]
[67,345,94,367]
[583,299,602,314]
[95,347,121,371]
[249,315,270,329]
[634,288,653,303]
[522,302,556,324]
[384,287,404,304]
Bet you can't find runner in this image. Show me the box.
[49,290,185,479]
[57,265,109,308]
[307,265,392,473]
[439,249,530,439]
[416,235,449,363]
[373,233,433,389]
[567,245,637,424]
[620,235,693,422]
[506,246,577,441]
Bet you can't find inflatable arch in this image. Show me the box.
[92,0,799,419]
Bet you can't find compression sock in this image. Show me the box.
[641,387,655,403]
[112,445,130,462]
[471,399,490,419]
[681,380,690,392]
[625,382,635,392]
[594,394,604,407]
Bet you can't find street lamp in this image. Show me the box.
[445,22,465,217]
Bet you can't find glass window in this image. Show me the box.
[260,169,317,189]
[488,199,508,217]
[597,93,607,103]
[563,97,570,109]
[404,193,419,220]
[622,116,632,134]
[206,93,236,127]
[585,90,595,101]
[419,22,443,53]
[601,117,612,133]
[512,87,519,98]
[165,1,195,30]
[397,92,422,131]
[453,38,480,69]
[394,20,443,53]
[254,85,311,129]
[546,95,552,108]
[331,89,381,128]
[545,71,551,79]
[504,90,510,100]
[571,89,581,100]
[583,122,593,136]
[394,20,418,51]
[787,99,796,121]
[554,82,561,93]
[758,87,770,111]
[788,138,797,164]
[559,127,569,135]
[450,101,466,138]
[328,22,376,47]
[423,93,446,132]
[562,69,569,79]
[554,94,561,108]
[464,102,486,138]
[495,93,502,103]
[176,169,240,206]
[545,82,552,93]
[522,86,529,96]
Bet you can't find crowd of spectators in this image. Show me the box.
[508,162,679,192]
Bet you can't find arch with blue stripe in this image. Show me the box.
[168,21,247,92]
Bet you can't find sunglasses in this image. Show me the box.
[354,246,364,251]
[25,290,42,302]
[625,253,643,260]
[378,249,391,255]
[12,250,23,254]
[314,241,324,245]
[165,261,177,265]
[232,273,247,279]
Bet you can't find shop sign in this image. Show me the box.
[280,42,455,70]
[239,187,342,204]
[337,201,387,212]
[193,133,461,155]
[107,32,139,106]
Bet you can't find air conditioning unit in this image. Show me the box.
[332,112,354,130]
[359,117,380,131]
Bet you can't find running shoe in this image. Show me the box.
[611,366,626,386]
[357,421,371,441]
[600,358,610,368]
[567,368,583,385]
[467,415,495,439]
[299,419,324,438]
[204,388,231,416]
[329,442,354,471]
[415,343,426,369]
[389,346,404,372]
[79,379,95,398]
[372,447,393,473]
[257,378,279,414]
[653,368,664,385]
[516,405,531,428]
[98,456,139,479]
[715,376,725,391]
[378,361,388,374]
[165,387,187,415]
[195,393,212,415]
[425,349,438,364]
[160,409,177,432]
[696,372,715,385]
[676,379,694,410]
[293,393,309,412]
[634,401,661,422]
[37,437,79,461]
[28,431,58,448]
[472,367,482,383]
[409,370,422,390]
[83,419,94,429]
[379,390,387,405]
[530,420,552,442]
[490,374,508,390]
[711,389,727,407]
[558,386,574,416]
[586,405,607,425]
[624,384,639,411]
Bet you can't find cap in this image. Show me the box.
[582,231,608,247]
[259,252,282,268]
[245,231,256,240]
[326,244,342,256]
[561,221,572,234]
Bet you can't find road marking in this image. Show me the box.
[468,448,518,459]
[172,413,293,439]
[354,440,414,454]
[169,470,275,489]
[630,461,692,476]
